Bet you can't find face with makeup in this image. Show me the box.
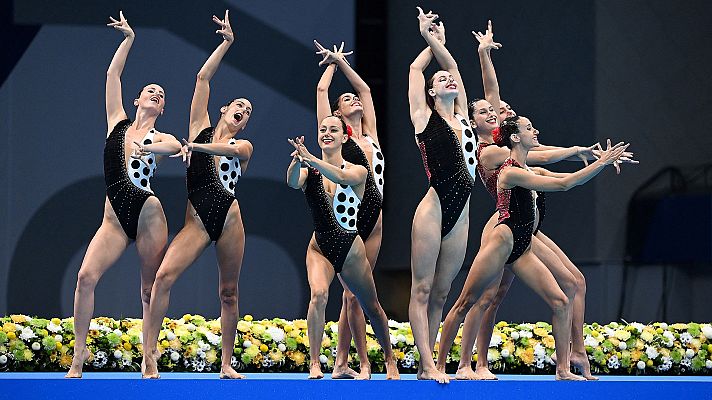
[469,99,498,134]
[317,116,348,152]
[134,84,165,116]
[220,98,253,132]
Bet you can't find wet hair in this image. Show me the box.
[425,74,437,110]
[221,98,239,113]
[331,95,342,113]
[322,115,349,138]
[497,115,521,149]
[467,98,484,122]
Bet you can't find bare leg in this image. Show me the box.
[215,201,246,379]
[339,237,399,380]
[305,239,335,379]
[142,216,210,378]
[535,232,596,380]
[135,197,168,373]
[407,189,449,383]
[510,250,584,381]
[437,226,513,372]
[427,204,470,373]
[66,216,129,378]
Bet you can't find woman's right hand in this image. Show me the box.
[213,10,234,43]
[107,11,134,38]
[473,20,502,52]
[430,21,446,44]
[314,40,353,66]
[596,139,629,168]
[416,7,439,35]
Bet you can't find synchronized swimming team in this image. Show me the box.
[66,8,636,381]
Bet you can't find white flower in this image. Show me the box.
[604,327,616,337]
[330,324,339,334]
[170,351,180,362]
[390,334,397,344]
[645,346,659,360]
[681,358,691,367]
[706,360,712,369]
[243,340,252,348]
[501,349,510,358]
[511,331,520,340]
[584,335,599,347]
[663,331,675,341]
[435,332,441,343]
[54,335,63,343]
[165,331,176,341]
[267,327,285,343]
[231,356,238,367]
[519,330,532,339]
[659,323,668,330]
[198,341,210,352]
[205,332,221,346]
[114,350,123,359]
[46,322,62,333]
[397,334,406,344]
[658,356,672,372]
[533,343,546,358]
[113,329,123,336]
[88,321,101,331]
[701,325,712,339]
[388,320,399,328]
[185,323,197,332]
[680,332,693,344]
[0,355,7,364]
[19,327,36,341]
[31,342,40,351]
[630,323,645,333]
[489,334,503,348]
[278,343,286,352]
[618,342,627,350]
[92,351,107,368]
[607,355,620,369]
[685,349,695,358]
[319,354,328,364]
[637,360,646,370]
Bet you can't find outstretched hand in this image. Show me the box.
[592,145,639,174]
[107,11,134,38]
[288,136,314,166]
[473,20,502,51]
[169,138,193,167]
[130,140,151,168]
[314,40,352,66]
[576,143,602,166]
[597,139,630,174]
[416,7,439,35]
[213,10,234,43]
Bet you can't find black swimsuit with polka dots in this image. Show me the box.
[104,119,155,240]
[187,127,238,242]
[303,168,358,273]
[416,111,475,237]
[341,138,382,240]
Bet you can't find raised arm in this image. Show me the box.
[190,10,234,139]
[105,11,134,133]
[287,152,309,190]
[474,21,503,122]
[499,140,629,192]
[333,45,378,140]
[408,47,433,132]
[417,8,468,115]
[315,61,337,125]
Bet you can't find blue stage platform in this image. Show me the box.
[1,373,711,400]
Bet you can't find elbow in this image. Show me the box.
[558,180,573,191]
[196,72,208,82]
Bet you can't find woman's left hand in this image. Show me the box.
[288,136,314,166]
[213,10,234,43]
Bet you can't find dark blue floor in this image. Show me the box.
[1,373,710,400]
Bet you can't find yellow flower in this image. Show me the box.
[671,323,688,330]
[655,328,664,334]
[284,325,293,333]
[503,341,515,355]
[56,342,63,350]
[646,359,653,367]
[11,315,28,324]
[520,347,535,365]
[631,350,642,361]
[23,349,33,360]
[7,332,16,340]
[321,337,331,348]
[206,350,217,364]
[641,331,654,342]
[69,340,75,348]
[533,327,548,337]
[124,343,132,351]
[289,351,306,366]
[636,339,644,350]
[51,318,62,326]
[454,337,462,345]
[542,335,555,349]
[496,321,508,328]
[366,325,375,335]
[60,354,73,368]
[161,340,170,348]
[609,338,620,347]
[260,344,269,353]
[270,350,283,362]
[237,321,251,333]
[293,320,307,330]
[251,324,266,336]
[182,314,192,322]
[591,330,600,338]
[614,330,631,341]
[3,323,16,333]
[243,315,254,322]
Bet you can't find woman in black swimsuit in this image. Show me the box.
[142,11,252,379]
[437,115,628,380]
[287,116,399,380]
[407,9,476,383]
[314,41,384,379]
[66,11,181,378]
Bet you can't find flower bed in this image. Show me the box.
[1,315,710,374]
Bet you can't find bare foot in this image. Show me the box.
[308,361,324,379]
[556,371,587,381]
[65,347,90,378]
[385,359,400,380]
[418,367,450,383]
[219,365,246,379]
[331,365,359,379]
[142,352,160,379]
[473,366,498,380]
[435,361,446,374]
[570,352,598,380]
[141,349,160,375]
[356,363,372,380]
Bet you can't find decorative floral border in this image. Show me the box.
[1,315,710,374]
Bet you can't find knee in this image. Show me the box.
[220,286,238,307]
[154,269,177,292]
[410,282,432,304]
[344,291,358,308]
[559,275,578,299]
[140,286,152,305]
[76,270,99,292]
[549,292,570,314]
[574,272,586,294]
[430,287,450,309]
[310,289,329,309]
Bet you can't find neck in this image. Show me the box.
[433,97,455,120]
[322,148,344,166]
[510,145,529,167]
[214,118,239,140]
[477,130,494,144]
[342,114,364,138]
[133,109,158,130]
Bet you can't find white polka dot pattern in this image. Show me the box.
[457,113,478,180]
[127,129,157,193]
[218,138,242,195]
[365,136,385,197]
[332,162,361,231]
